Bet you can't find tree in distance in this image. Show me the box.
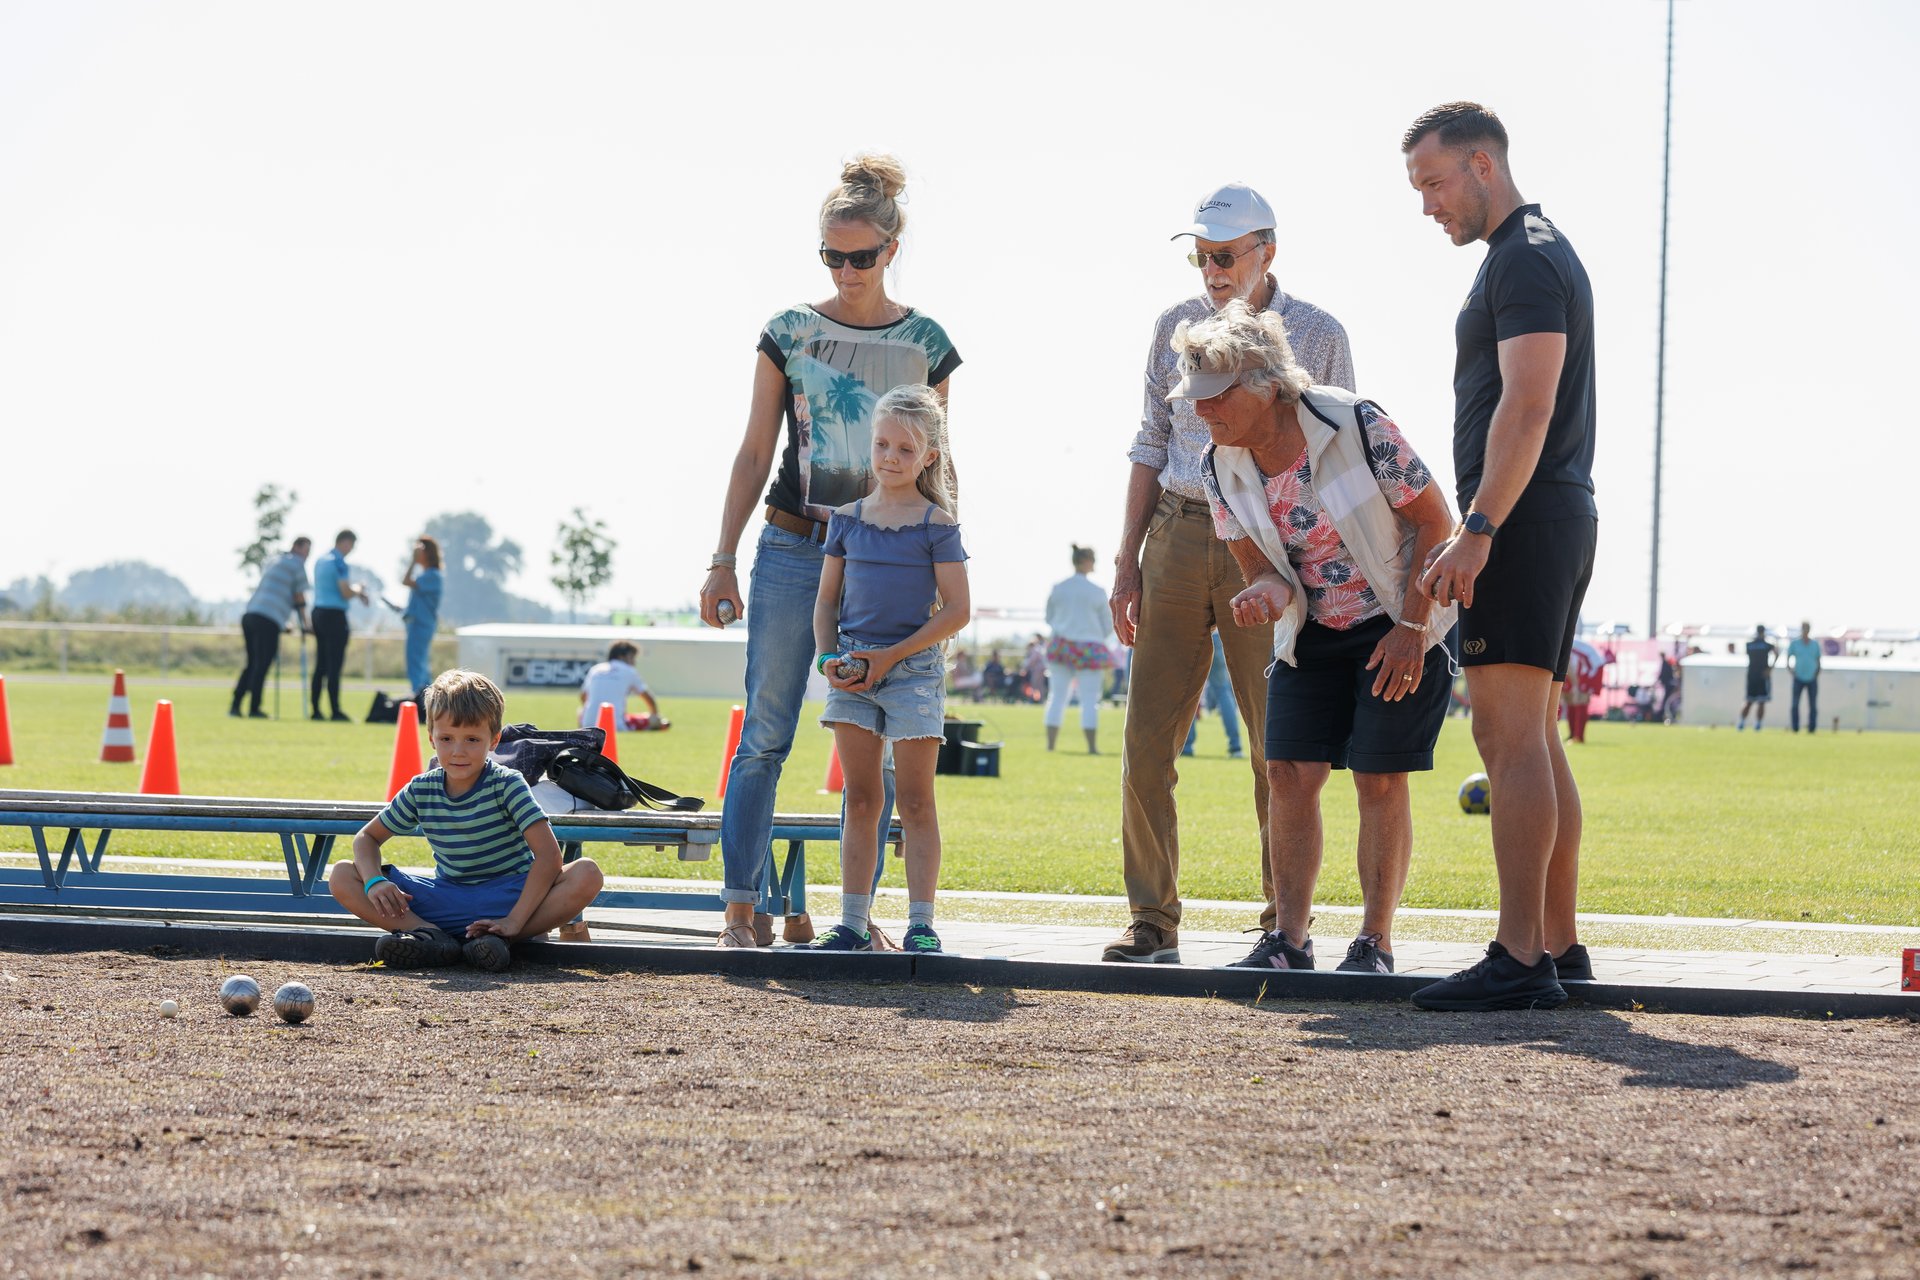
[551,508,616,625]
[238,484,298,575]
[422,512,550,626]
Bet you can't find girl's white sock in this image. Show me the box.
[908,899,935,928]
[839,892,873,936]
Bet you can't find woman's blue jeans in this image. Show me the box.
[719,523,894,907]
[405,618,436,694]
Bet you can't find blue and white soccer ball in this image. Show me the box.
[1458,772,1491,815]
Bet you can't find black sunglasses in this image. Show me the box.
[820,241,894,270]
[1186,245,1263,269]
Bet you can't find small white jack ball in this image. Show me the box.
[159,999,178,1018]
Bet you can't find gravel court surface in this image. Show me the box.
[3,949,1918,1280]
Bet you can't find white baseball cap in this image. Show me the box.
[1168,357,1261,402]
[1171,182,1276,242]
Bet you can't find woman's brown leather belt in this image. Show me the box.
[764,505,829,543]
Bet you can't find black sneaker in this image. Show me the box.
[462,934,513,972]
[330,710,353,723]
[1228,929,1314,970]
[374,926,463,969]
[1554,943,1594,982]
[1411,941,1566,1011]
[1335,933,1394,974]
[1100,920,1180,964]
[809,924,873,952]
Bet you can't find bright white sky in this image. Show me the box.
[2,1,1914,634]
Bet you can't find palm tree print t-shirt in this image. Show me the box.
[758,305,961,522]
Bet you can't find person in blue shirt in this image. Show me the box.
[309,529,367,722]
[806,384,970,955]
[400,535,445,699]
[1786,621,1823,734]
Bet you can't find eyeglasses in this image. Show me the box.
[1186,244,1265,270]
[820,241,894,270]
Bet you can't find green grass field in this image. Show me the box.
[1,675,1915,926]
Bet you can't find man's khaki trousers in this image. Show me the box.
[1121,493,1276,931]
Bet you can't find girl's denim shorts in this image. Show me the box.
[821,638,947,743]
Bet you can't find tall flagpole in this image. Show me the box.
[1649,0,1674,639]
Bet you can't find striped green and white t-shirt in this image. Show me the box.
[378,760,547,883]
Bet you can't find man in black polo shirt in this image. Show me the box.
[1401,102,1598,1011]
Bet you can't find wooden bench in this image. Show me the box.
[0,789,898,923]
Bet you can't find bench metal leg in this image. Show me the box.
[757,839,806,918]
[279,832,336,897]
[31,826,110,890]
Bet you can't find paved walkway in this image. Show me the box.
[592,900,1907,998]
[5,854,1912,999]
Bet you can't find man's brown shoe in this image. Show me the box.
[1101,919,1180,964]
[752,913,776,947]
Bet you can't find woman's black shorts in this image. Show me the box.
[1264,614,1457,773]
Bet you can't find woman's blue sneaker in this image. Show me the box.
[901,923,942,954]
[810,924,872,952]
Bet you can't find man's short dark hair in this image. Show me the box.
[290,536,312,553]
[335,528,357,545]
[1402,101,1509,158]
[609,641,638,663]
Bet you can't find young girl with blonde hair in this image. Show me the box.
[810,384,970,952]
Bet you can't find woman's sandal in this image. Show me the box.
[715,922,759,949]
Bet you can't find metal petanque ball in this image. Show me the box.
[272,982,315,1025]
[716,600,737,626]
[218,975,261,1016]
[837,656,869,682]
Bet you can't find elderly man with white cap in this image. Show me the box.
[1103,183,1355,964]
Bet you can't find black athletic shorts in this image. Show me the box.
[1459,514,1597,682]
[1264,614,1458,773]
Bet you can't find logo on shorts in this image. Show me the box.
[1464,639,1487,656]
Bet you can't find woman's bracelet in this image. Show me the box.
[1397,618,1429,634]
[363,874,391,893]
[816,653,838,675]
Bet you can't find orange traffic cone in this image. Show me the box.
[100,670,135,764]
[138,700,181,795]
[386,700,423,800]
[595,702,619,765]
[821,742,844,795]
[0,674,13,766]
[715,704,744,798]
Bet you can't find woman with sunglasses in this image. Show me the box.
[699,153,962,950]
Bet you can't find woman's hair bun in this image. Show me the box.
[841,152,907,200]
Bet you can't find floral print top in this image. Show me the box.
[1206,403,1432,631]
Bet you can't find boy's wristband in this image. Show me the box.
[363,874,391,893]
[816,653,838,675]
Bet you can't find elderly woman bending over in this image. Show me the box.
[1170,300,1458,976]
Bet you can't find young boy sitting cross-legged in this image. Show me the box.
[329,669,604,972]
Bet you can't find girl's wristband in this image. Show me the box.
[363,874,391,893]
[816,653,838,675]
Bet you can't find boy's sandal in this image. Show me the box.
[715,923,759,949]
[868,923,900,953]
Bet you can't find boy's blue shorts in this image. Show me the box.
[382,864,529,935]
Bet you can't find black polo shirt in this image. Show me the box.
[1453,203,1597,525]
